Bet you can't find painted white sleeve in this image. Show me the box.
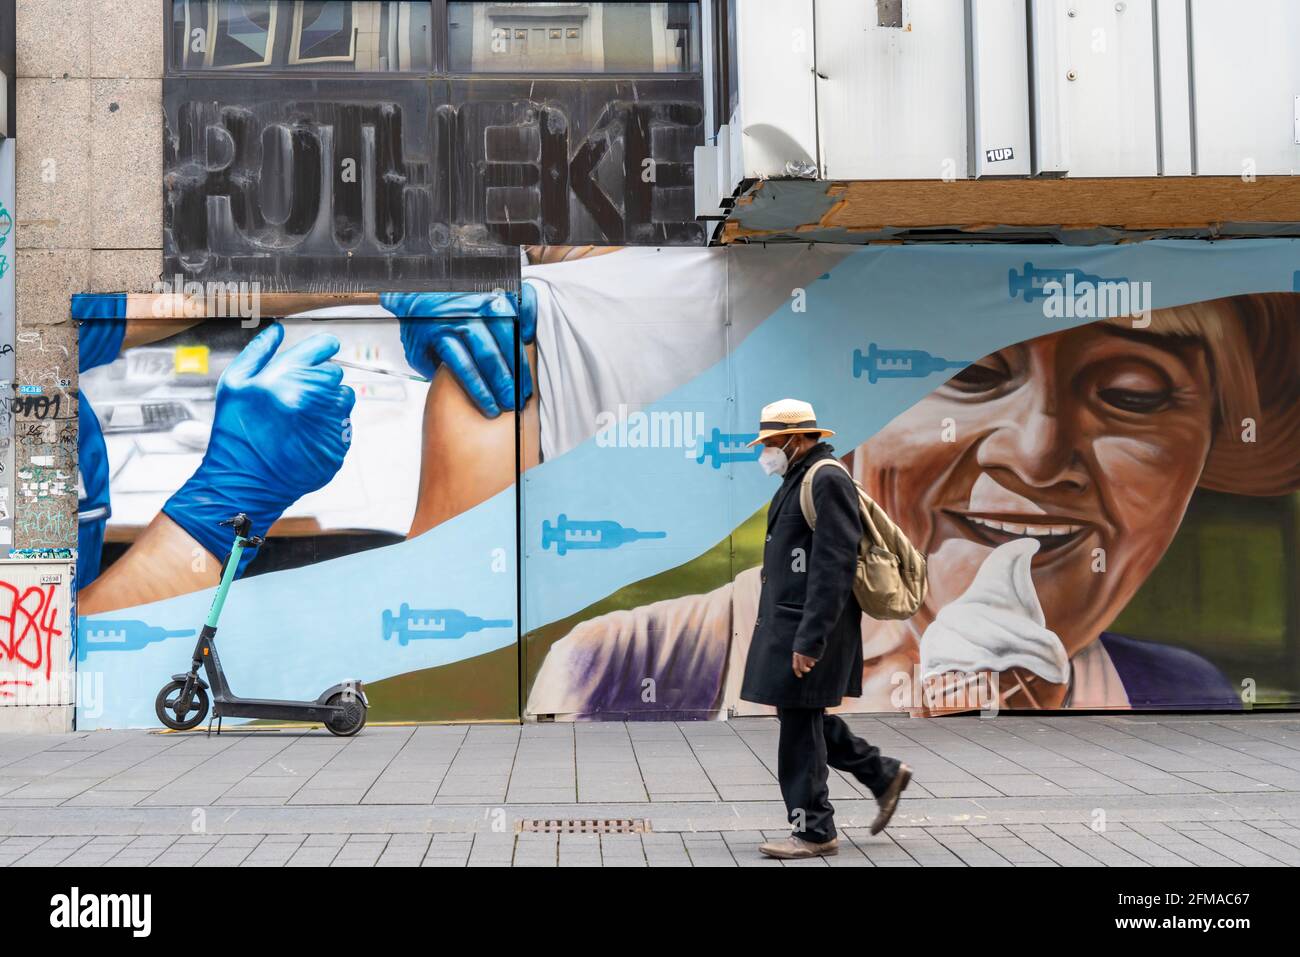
[526,247,729,460]
[524,245,859,461]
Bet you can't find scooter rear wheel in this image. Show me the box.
[155,679,210,731]
[324,692,367,737]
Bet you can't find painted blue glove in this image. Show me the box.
[73,293,127,373]
[78,396,110,586]
[73,293,125,584]
[162,323,355,573]
[384,285,537,418]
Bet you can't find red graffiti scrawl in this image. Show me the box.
[0,680,34,699]
[0,583,62,685]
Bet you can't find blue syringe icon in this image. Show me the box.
[695,428,761,469]
[541,515,668,556]
[1007,262,1129,303]
[853,344,970,383]
[381,604,513,645]
[78,619,196,661]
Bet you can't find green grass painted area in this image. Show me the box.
[1110,489,1299,700]
[363,643,518,722]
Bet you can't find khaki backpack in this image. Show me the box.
[799,459,928,620]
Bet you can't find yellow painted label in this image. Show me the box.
[174,345,210,375]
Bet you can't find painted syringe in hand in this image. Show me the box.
[330,358,430,382]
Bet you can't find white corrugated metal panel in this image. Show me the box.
[1154,0,1193,176]
[1062,0,1159,176]
[726,110,745,191]
[694,143,721,217]
[0,561,75,708]
[1189,0,1300,175]
[723,0,1300,184]
[715,123,734,201]
[735,0,818,178]
[1029,0,1071,174]
[972,0,1032,177]
[815,0,969,179]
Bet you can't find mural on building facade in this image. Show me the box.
[73,240,1300,727]
[74,289,526,725]
[527,281,1300,718]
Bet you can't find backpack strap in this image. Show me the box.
[800,459,888,551]
[799,459,852,530]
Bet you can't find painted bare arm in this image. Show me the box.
[403,245,619,535]
[124,291,380,325]
[122,318,203,350]
[523,244,621,265]
[402,246,623,533]
[406,343,539,538]
[79,513,221,615]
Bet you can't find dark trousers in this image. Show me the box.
[776,707,900,843]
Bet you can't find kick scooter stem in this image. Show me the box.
[205,536,246,629]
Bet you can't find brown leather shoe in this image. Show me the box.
[758,836,840,859]
[870,764,912,835]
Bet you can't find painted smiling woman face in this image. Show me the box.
[860,319,1217,659]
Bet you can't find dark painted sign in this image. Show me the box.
[164,77,705,290]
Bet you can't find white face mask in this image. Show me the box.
[759,436,797,477]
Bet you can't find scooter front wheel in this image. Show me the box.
[324,692,367,737]
[155,679,210,731]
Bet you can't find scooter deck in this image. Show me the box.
[214,698,343,723]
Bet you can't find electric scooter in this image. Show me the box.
[154,513,368,737]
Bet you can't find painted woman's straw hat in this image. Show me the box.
[1194,293,1300,498]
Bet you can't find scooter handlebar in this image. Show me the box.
[217,513,253,537]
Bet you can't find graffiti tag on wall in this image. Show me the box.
[0,581,63,696]
[1,141,17,548]
[13,418,76,549]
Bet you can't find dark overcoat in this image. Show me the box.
[740,443,864,709]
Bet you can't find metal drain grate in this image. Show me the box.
[517,818,651,834]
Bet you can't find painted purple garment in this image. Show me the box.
[529,583,735,722]
[563,617,725,721]
[1098,633,1240,710]
[535,600,1241,719]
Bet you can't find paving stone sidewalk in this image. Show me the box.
[2,713,1300,866]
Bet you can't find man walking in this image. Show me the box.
[742,399,912,859]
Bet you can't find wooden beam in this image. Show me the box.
[724,176,1300,241]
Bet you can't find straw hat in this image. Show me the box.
[1193,293,1300,498]
[746,398,836,447]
